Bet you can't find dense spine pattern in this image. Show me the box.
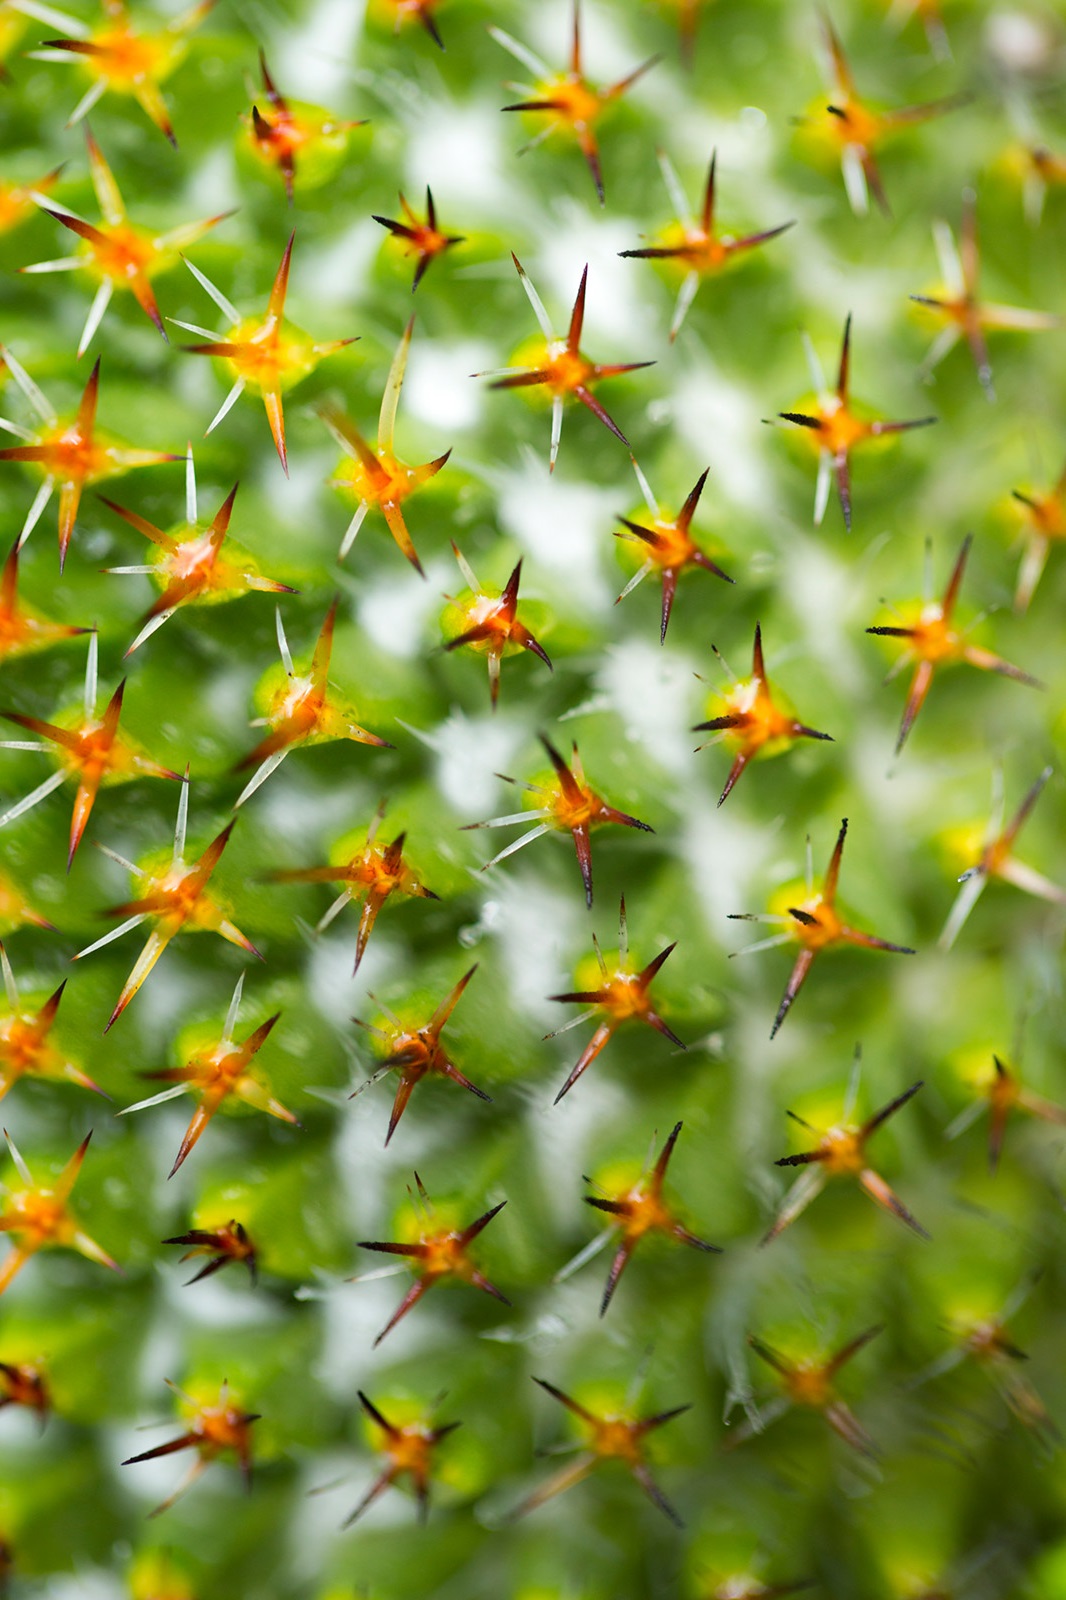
[0,1,1063,1596]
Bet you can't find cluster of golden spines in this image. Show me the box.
[0,0,1059,1560]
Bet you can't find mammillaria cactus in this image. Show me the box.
[0,1,1064,1596]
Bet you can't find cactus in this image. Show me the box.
[0,2,1064,1597]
